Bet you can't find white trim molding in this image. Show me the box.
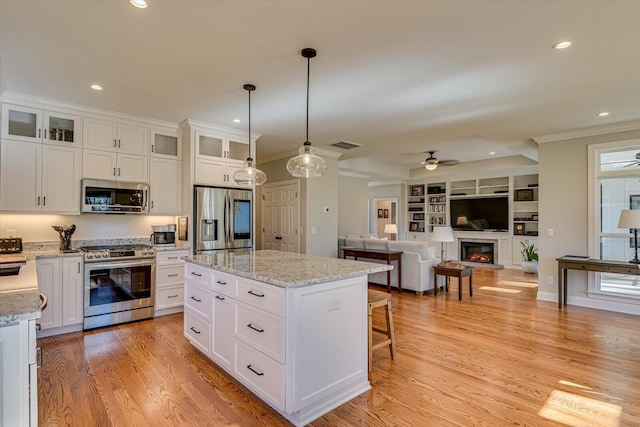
[534,120,640,144]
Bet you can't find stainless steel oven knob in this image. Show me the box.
[87,254,94,259]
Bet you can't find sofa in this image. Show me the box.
[338,235,441,295]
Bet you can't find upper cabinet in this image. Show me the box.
[151,128,181,159]
[193,128,250,186]
[83,117,148,155]
[1,103,81,146]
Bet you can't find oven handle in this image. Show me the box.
[84,259,155,270]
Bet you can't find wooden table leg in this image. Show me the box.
[386,259,391,293]
[563,268,568,306]
[433,269,438,296]
[458,273,462,301]
[469,271,473,297]
[397,256,402,293]
[557,264,562,308]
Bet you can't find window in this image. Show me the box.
[590,142,640,300]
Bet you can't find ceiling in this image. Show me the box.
[1,0,639,181]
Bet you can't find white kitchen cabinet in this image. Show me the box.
[0,139,80,213]
[83,117,148,155]
[150,158,181,214]
[1,103,81,146]
[151,128,181,159]
[0,319,38,427]
[155,250,188,315]
[193,129,250,187]
[183,262,368,425]
[82,149,148,182]
[36,256,84,336]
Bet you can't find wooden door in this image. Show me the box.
[261,182,299,253]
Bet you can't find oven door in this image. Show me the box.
[84,259,155,318]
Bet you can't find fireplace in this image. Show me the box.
[460,240,495,264]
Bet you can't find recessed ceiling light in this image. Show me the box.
[233,119,241,123]
[598,111,610,117]
[90,84,103,91]
[489,152,496,155]
[553,41,572,50]
[130,0,147,8]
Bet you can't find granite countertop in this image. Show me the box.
[185,249,392,288]
[0,289,42,324]
[154,242,191,252]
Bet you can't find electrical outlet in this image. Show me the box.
[327,297,341,311]
[6,230,16,238]
[547,276,553,285]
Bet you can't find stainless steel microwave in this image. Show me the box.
[82,179,149,214]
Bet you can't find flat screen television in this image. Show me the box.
[450,196,509,231]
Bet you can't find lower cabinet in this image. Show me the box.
[183,262,369,426]
[36,256,83,335]
[0,318,38,427]
[155,250,189,315]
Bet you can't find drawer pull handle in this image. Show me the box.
[191,272,202,277]
[246,364,264,376]
[215,295,225,301]
[190,296,202,302]
[248,290,265,298]
[190,326,201,334]
[168,256,178,259]
[247,323,264,333]
[168,273,179,277]
[217,280,227,285]
[167,294,179,298]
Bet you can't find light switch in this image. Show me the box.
[311,227,317,234]
[547,228,554,237]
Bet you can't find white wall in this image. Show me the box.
[0,214,177,242]
[538,129,640,314]
[337,175,369,236]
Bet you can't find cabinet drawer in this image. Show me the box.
[236,302,284,363]
[157,265,184,286]
[212,270,236,297]
[184,282,212,320]
[156,286,184,309]
[185,262,212,288]
[184,310,210,355]
[157,250,189,265]
[235,278,284,316]
[235,340,285,411]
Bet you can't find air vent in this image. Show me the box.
[330,140,363,150]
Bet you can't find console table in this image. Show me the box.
[342,247,402,293]
[557,256,640,308]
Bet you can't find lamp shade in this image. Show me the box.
[431,226,454,242]
[456,216,468,226]
[618,210,640,228]
[384,223,397,234]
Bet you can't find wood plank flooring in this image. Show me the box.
[37,268,640,426]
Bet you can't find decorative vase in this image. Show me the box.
[522,260,538,274]
[52,224,76,252]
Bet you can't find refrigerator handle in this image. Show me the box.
[227,193,232,243]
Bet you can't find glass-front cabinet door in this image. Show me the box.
[151,129,181,159]
[1,104,42,143]
[227,138,250,162]
[43,111,81,146]
[195,131,224,160]
[1,104,81,145]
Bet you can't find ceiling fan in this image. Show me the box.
[421,151,460,170]
[623,153,640,168]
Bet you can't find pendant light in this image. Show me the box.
[233,84,267,186]
[286,48,327,178]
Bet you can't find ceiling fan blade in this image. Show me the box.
[622,161,640,168]
[438,160,460,166]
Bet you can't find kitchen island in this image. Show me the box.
[184,250,392,427]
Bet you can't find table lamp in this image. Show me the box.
[384,223,397,240]
[432,226,454,266]
[618,210,640,263]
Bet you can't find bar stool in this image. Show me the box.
[367,289,396,376]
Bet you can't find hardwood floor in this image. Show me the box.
[38,268,640,426]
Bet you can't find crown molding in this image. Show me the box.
[534,120,640,144]
[338,171,371,179]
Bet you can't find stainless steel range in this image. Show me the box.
[81,244,155,330]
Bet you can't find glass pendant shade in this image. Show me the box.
[287,47,326,178]
[233,158,267,186]
[424,163,438,171]
[233,83,266,186]
[286,142,327,178]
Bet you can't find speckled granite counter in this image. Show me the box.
[154,242,191,252]
[185,249,392,288]
[0,289,42,324]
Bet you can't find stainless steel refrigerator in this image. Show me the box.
[194,186,253,254]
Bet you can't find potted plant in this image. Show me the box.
[520,241,538,274]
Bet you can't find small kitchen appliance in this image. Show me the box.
[150,224,176,246]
